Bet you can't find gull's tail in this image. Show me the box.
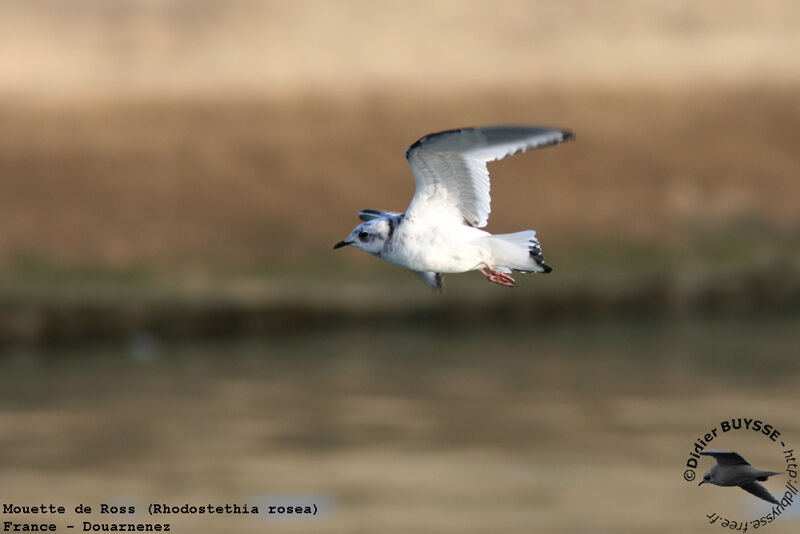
[756,470,784,481]
[485,230,552,274]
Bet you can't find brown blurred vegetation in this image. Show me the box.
[1,87,799,273]
[0,0,798,334]
[1,0,799,281]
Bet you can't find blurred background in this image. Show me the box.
[1,1,799,532]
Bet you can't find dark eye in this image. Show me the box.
[358,231,368,241]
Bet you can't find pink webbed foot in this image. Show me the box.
[480,265,516,287]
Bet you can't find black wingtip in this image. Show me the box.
[358,209,382,221]
[540,263,553,274]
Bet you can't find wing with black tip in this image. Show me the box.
[404,126,573,228]
[359,209,402,221]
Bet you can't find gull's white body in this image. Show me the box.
[383,221,490,273]
[334,125,574,289]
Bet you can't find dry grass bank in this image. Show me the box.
[1,87,798,274]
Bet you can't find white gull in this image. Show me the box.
[334,125,574,290]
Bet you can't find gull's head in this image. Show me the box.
[333,219,391,256]
[698,469,715,486]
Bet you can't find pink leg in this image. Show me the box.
[480,265,516,287]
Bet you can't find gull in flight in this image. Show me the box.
[333,125,574,290]
[698,449,784,505]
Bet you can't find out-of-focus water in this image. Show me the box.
[1,316,798,533]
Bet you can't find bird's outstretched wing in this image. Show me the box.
[413,271,443,292]
[404,126,573,228]
[740,481,780,505]
[359,209,402,221]
[700,450,751,466]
